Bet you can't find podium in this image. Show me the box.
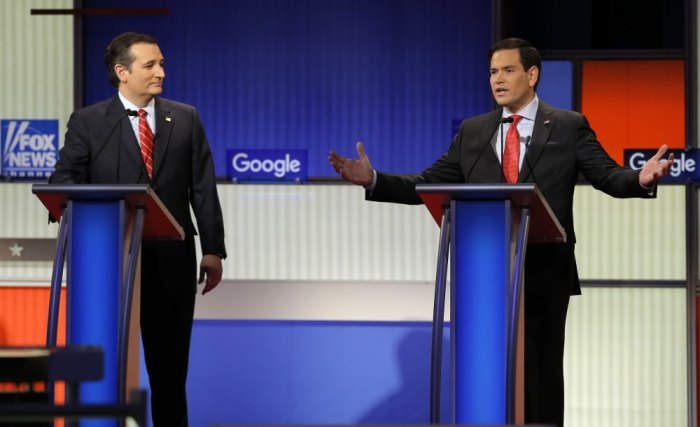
[415,183,565,425]
[31,184,184,424]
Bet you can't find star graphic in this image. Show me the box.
[9,242,23,257]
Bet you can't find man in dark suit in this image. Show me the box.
[328,38,673,426]
[51,32,227,427]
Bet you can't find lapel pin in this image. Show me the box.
[165,116,172,122]
[544,120,551,126]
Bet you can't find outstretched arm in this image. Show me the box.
[328,141,374,187]
[639,144,675,188]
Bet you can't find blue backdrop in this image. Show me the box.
[82,0,492,178]
[139,320,453,427]
[538,60,573,110]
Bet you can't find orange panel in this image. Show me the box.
[581,60,685,165]
[0,286,67,419]
[0,287,65,346]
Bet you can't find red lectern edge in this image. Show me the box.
[417,188,566,243]
[32,185,184,241]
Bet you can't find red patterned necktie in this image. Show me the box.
[503,114,522,183]
[138,109,154,178]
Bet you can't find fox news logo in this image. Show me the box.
[227,149,307,182]
[1,119,58,179]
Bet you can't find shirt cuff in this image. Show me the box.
[364,170,377,191]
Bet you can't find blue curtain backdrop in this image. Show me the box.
[82,0,492,178]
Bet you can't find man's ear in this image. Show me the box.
[115,64,129,83]
[527,66,539,89]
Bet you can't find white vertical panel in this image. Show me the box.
[0,0,72,281]
[0,0,73,121]
[574,185,686,280]
[214,184,439,281]
[0,183,59,281]
[565,287,687,427]
[0,183,441,282]
[2,181,688,284]
[0,183,57,237]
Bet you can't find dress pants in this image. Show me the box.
[139,245,196,427]
[524,291,571,427]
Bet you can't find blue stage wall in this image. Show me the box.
[139,320,452,427]
[538,60,574,110]
[81,0,492,178]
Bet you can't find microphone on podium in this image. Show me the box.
[47,108,137,223]
[464,116,514,183]
[521,135,537,184]
[86,108,138,184]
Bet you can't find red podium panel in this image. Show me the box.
[418,183,565,243]
[34,184,184,240]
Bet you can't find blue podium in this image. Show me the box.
[32,184,184,426]
[416,183,565,425]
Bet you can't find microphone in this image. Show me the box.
[48,108,136,223]
[464,116,513,184]
[499,116,513,183]
[85,109,137,184]
[521,136,537,184]
[115,109,138,183]
[464,133,491,184]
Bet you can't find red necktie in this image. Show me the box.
[503,114,522,183]
[138,109,154,178]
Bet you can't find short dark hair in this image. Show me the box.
[105,32,158,88]
[489,38,542,91]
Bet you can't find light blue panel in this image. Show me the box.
[139,320,452,427]
[451,201,509,423]
[538,60,574,110]
[69,201,123,427]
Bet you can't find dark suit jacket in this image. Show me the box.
[51,96,227,293]
[368,101,653,296]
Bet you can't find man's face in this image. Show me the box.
[116,42,165,106]
[489,48,538,113]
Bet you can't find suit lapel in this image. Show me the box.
[519,102,555,182]
[153,98,174,181]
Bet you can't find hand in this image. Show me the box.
[198,254,223,295]
[639,144,675,188]
[328,141,374,187]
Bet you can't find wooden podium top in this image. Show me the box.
[32,184,184,240]
[416,183,566,243]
